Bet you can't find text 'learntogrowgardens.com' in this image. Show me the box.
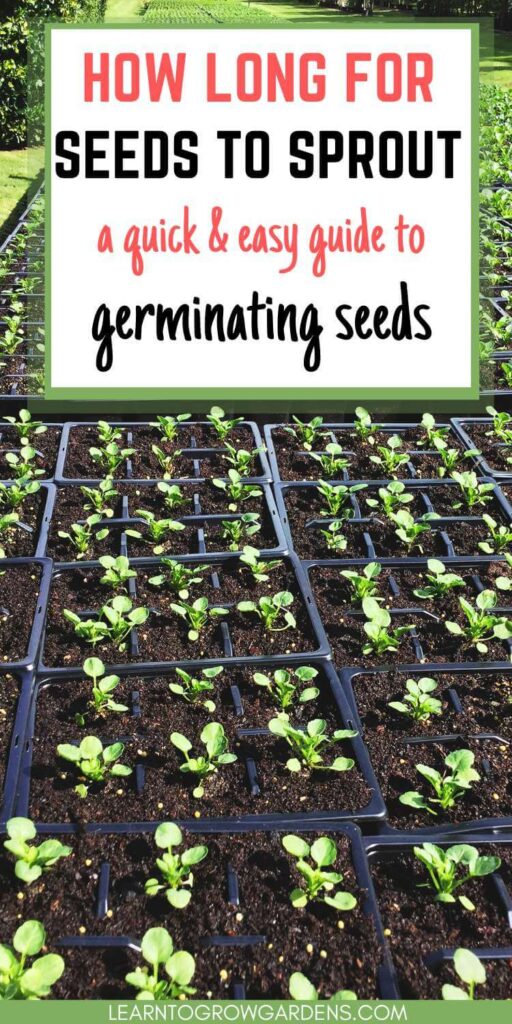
[46,25,478,400]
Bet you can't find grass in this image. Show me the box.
[0,147,44,242]
[480,30,512,89]
[105,0,145,18]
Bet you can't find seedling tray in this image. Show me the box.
[55,420,272,484]
[13,659,385,830]
[0,822,395,999]
[0,670,33,825]
[1,557,52,671]
[0,421,62,482]
[339,661,512,835]
[275,477,510,563]
[363,831,512,999]
[306,556,512,673]
[0,482,54,559]
[453,416,512,480]
[264,421,459,485]
[37,550,330,673]
[44,479,287,563]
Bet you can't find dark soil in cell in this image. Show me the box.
[0,426,59,480]
[41,562,317,668]
[0,565,41,663]
[0,491,44,557]
[480,361,512,392]
[350,669,512,740]
[0,674,20,794]
[366,737,512,829]
[0,832,380,999]
[0,376,41,398]
[370,845,512,998]
[62,426,265,480]
[465,425,512,473]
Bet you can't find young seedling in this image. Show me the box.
[148,558,210,600]
[478,514,512,554]
[63,596,149,651]
[451,471,495,510]
[5,446,43,481]
[319,520,347,553]
[362,597,414,656]
[388,678,442,723]
[0,478,40,511]
[239,545,282,583]
[89,442,134,476]
[486,406,512,445]
[4,409,47,442]
[157,482,187,514]
[237,591,296,632]
[282,835,357,912]
[369,434,409,476]
[127,510,185,554]
[495,552,512,593]
[170,722,237,797]
[317,481,365,518]
[219,513,261,551]
[80,479,118,518]
[223,442,264,477]
[289,974,357,1001]
[125,927,196,1000]
[169,666,223,712]
[57,735,132,798]
[433,438,480,478]
[419,413,449,448]
[354,406,377,441]
[366,481,414,517]
[414,842,500,911]
[99,555,137,591]
[170,597,228,642]
[0,511,19,549]
[3,818,71,885]
[442,949,486,1000]
[309,443,349,479]
[150,414,190,442]
[75,657,128,725]
[0,921,65,999]
[151,445,182,479]
[253,666,319,709]
[445,590,511,654]
[413,559,465,600]
[391,509,439,553]
[207,406,243,440]
[268,714,356,773]
[340,562,382,604]
[145,822,208,908]
[212,469,261,510]
[96,420,122,444]
[399,749,480,816]
[283,416,325,451]
[57,514,109,558]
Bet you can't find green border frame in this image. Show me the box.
[44,20,480,406]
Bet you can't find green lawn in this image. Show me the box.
[480,30,512,89]
[105,0,145,18]
[0,147,44,241]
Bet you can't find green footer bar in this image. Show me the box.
[0,1003,510,1021]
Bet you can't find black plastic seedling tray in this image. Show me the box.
[0,422,62,482]
[0,670,33,825]
[13,659,385,830]
[55,421,272,484]
[339,661,512,836]
[44,479,288,563]
[264,420,462,485]
[37,550,330,673]
[0,822,396,1000]
[1,557,52,672]
[363,831,512,999]
[275,477,511,564]
[453,416,512,480]
[0,482,55,559]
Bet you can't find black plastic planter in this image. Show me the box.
[37,550,330,673]
[55,421,272,484]
[0,557,52,672]
[275,478,511,564]
[0,822,395,1000]
[0,670,33,825]
[264,420,461,485]
[43,479,288,563]
[339,661,512,835]
[13,659,385,830]
[452,416,512,480]
[0,482,55,559]
[364,831,512,999]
